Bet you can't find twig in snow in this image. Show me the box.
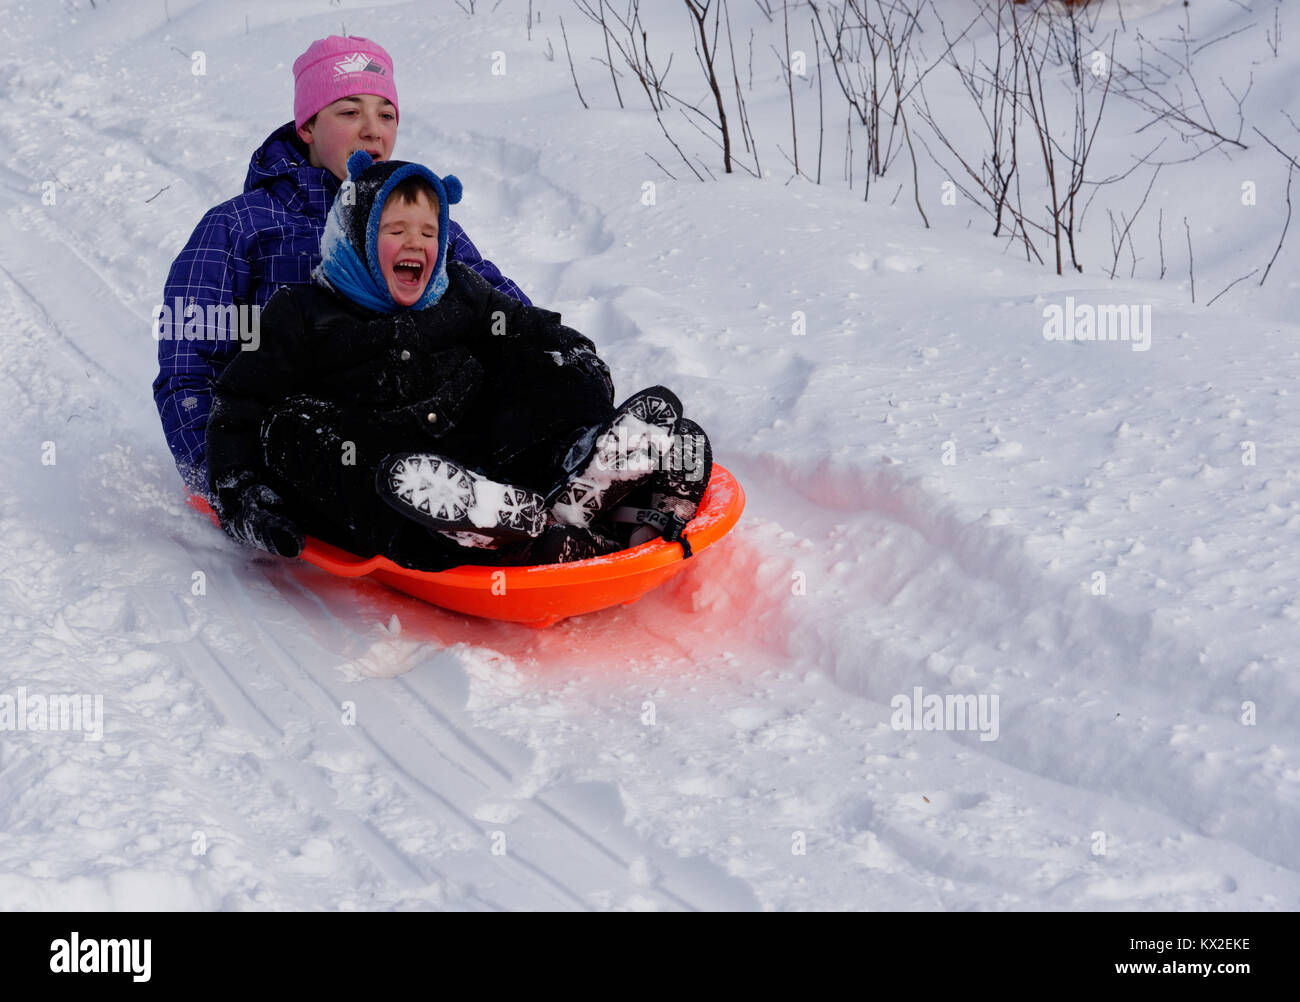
[645,151,678,181]
[1253,127,1300,173]
[1260,163,1294,287]
[781,0,798,177]
[1157,207,1166,279]
[1109,164,1161,280]
[812,13,823,185]
[1206,269,1259,307]
[559,16,588,109]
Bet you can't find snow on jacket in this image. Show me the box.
[152,122,532,496]
[205,260,614,528]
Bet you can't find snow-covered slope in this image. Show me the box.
[0,0,1296,910]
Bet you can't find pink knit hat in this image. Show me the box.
[293,36,399,129]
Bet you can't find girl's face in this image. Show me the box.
[297,94,397,180]
[376,191,440,307]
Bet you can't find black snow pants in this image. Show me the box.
[260,395,606,572]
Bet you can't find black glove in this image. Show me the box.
[223,484,304,558]
[571,345,615,403]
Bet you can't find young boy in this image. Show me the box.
[206,152,711,570]
[153,36,530,499]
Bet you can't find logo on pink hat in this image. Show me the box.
[332,52,387,77]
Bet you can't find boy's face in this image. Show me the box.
[297,94,397,180]
[376,191,440,307]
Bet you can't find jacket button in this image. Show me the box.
[426,412,437,424]
[400,350,411,361]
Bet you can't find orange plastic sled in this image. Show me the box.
[190,464,745,628]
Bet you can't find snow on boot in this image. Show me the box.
[436,529,514,550]
[609,419,713,557]
[376,453,547,540]
[550,385,682,528]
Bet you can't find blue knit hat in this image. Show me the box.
[313,150,463,312]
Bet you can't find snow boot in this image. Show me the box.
[549,385,682,528]
[376,453,548,540]
[608,419,713,557]
[530,523,624,564]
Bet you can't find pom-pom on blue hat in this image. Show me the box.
[314,149,463,313]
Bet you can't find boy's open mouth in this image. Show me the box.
[393,259,425,287]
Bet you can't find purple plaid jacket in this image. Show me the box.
[152,122,531,495]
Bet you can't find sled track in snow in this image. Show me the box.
[746,450,1300,881]
[180,548,754,910]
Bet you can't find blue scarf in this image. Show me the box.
[313,151,461,315]
[317,229,449,314]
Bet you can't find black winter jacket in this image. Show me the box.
[206,261,615,529]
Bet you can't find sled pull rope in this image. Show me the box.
[659,512,693,558]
